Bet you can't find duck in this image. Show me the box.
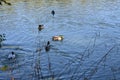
[38,25,44,31]
[52,35,64,41]
[51,10,55,16]
[8,52,16,60]
[45,41,50,52]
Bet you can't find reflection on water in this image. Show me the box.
[0,0,120,80]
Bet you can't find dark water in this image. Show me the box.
[0,0,120,80]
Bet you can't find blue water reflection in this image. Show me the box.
[0,0,120,80]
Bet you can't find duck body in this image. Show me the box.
[52,35,64,41]
[38,25,44,31]
[8,52,16,60]
[45,41,50,52]
[51,10,55,16]
[45,45,50,52]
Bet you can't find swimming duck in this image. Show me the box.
[8,52,16,60]
[51,10,55,16]
[38,25,44,31]
[52,35,64,41]
[45,41,50,52]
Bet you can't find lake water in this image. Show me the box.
[0,0,120,80]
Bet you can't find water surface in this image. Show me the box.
[0,0,120,80]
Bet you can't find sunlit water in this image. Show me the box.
[0,0,120,80]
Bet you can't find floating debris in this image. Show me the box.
[0,65,9,71]
[0,33,6,48]
[0,0,11,5]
